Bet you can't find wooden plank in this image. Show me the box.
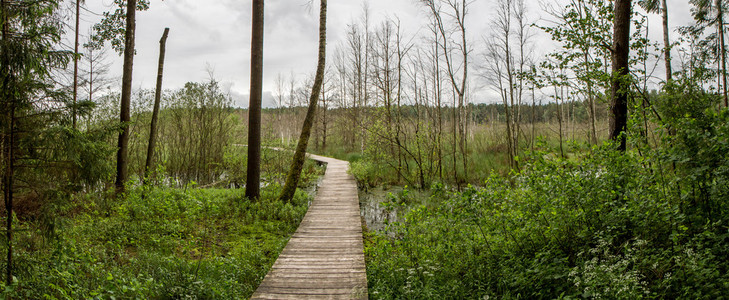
[258,280,367,290]
[254,286,366,296]
[265,273,366,280]
[251,156,367,300]
[266,268,367,275]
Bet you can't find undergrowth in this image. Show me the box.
[365,102,729,298]
[1,183,312,299]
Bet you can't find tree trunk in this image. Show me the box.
[503,88,514,165]
[115,0,137,195]
[557,82,565,158]
[88,46,93,113]
[531,84,536,150]
[279,0,327,202]
[144,28,169,184]
[73,0,81,129]
[2,102,14,288]
[458,0,469,183]
[718,0,728,107]
[609,0,631,151]
[2,0,14,284]
[587,63,598,144]
[661,0,672,82]
[245,0,264,200]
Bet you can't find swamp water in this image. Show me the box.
[358,186,432,233]
[359,186,401,232]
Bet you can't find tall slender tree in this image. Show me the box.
[688,0,729,107]
[422,0,470,183]
[72,0,83,129]
[279,0,327,202]
[638,0,672,82]
[609,0,632,151]
[718,0,729,107]
[1,0,13,284]
[114,0,138,195]
[245,0,264,200]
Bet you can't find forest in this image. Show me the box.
[1,0,728,298]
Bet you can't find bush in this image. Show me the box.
[365,106,729,298]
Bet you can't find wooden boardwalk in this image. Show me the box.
[251,154,367,299]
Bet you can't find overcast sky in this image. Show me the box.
[77,0,694,107]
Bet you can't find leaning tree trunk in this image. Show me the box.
[245,0,264,200]
[144,28,169,184]
[609,0,632,151]
[115,0,137,195]
[279,0,327,203]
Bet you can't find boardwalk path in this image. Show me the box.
[251,154,367,299]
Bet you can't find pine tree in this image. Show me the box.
[1,0,73,285]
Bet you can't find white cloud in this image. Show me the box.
[77,0,697,107]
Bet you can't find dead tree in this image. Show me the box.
[144,28,169,184]
[422,0,470,184]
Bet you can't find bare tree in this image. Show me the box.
[484,0,518,169]
[514,0,533,165]
[144,28,169,184]
[421,0,470,184]
[274,72,286,144]
[317,69,336,151]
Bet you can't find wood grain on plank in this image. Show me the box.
[250,156,367,300]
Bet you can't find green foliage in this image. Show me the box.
[538,0,613,91]
[365,95,729,298]
[89,0,151,53]
[0,1,119,286]
[0,185,312,299]
[350,159,393,190]
[654,80,729,223]
[153,80,233,184]
[87,79,236,186]
[223,145,248,188]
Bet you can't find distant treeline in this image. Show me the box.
[256,100,611,125]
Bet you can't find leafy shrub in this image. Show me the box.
[365,103,729,298]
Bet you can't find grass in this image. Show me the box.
[2,181,315,299]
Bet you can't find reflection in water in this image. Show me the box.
[359,186,402,233]
[305,175,324,206]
